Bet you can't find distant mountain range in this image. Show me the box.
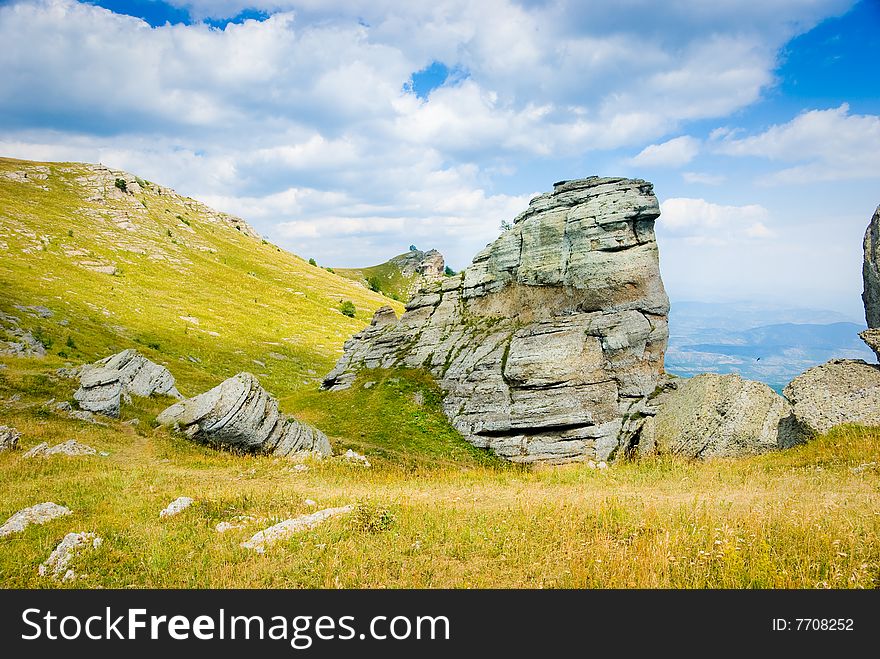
[666,301,875,392]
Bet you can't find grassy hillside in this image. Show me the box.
[1,157,878,588]
[335,254,423,302]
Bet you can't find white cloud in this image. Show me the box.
[659,198,774,244]
[0,0,859,273]
[682,171,726,185]
[715,104,880,183]
[631,136,700,168]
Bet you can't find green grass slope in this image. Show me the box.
[335,254,423,302]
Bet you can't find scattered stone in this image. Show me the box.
[99,451,110,457]
[289,463,310,473]
[0,426,21,452]
[342,449,371,467]
[159,496,194,518]
[241,506,353,553]
[784,359,880,436]
[23,440,97,458]
[304,499,317,507]
[56,366,82,379]
[323,177,669,464]
[597,461,608,470]
[851,462,877,474]
[363,381,376,389]
[53,401,72,411]
[0,502,72,538]
[268,352,287,361]
[74,349,181,417]
[639,374,807,458]
[39,532,102,581]
[124,418,140,426]
[413,391,425,406]
[0,329,47,357]
[14,304,53,318]
[587,460,597,469]
[68,410,99,424]
[157,372,332,458]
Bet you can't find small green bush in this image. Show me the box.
[114,178,127,192]
[350,502,397,534]
[308,258,317,266]
[340,301,356,317]
[444,266,455,276]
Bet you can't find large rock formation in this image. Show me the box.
[74,349,181,417]
[323,177,669,463]
[157,372,332,458]
[861,204,880,360]
[784,359,880,435]
[636,374,806,459]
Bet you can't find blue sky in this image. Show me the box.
[1,0,878,319]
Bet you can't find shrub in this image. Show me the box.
[367,276,382,293]
[350,502,396,533]
[65,335,76,349]
[114,178,127,193]
[325,267,335,273]
[67,229,73,238]
[340,301,356,317]
[308,258,317,266]
[444,265,456,276]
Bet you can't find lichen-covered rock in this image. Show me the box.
[323,177,669,464]
[783,359,880,435]
[0,425,21,452]
[241,506,353,553]
[74,349,181,417]
[159,496,194,518]
[157,372,332,458]
[39,532,102,582]
[0,502,72,537]
[861,205,880,339]
[22,439,97,458]
[639,374,807,458]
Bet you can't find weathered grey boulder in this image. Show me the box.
[637,374,807,458]
[324,177,669,464]
[241,506,353,553]
[783,359,880,435]
[0,502,72,538]
[861,205,880,336]
[39,532,102,582]
[0,425,21,452]
[23,440,97,458]
[74,349,181,417]
[157,372,332,458]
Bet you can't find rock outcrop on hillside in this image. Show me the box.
[324,177,669,463]
[157,372,332,458]
[636,374,806,458]
[784,359,880,435]
[861,205,880,360]
[74,349,181,417]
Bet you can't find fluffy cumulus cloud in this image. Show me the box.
[631,136,700,168]
[714,104,880,184]
[659,198,773,245]
[0,0,858,269]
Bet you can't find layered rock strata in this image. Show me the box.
[158,372,332,458]
[323,177,669,463]
[74,349,181,417]
[861,205,880,360]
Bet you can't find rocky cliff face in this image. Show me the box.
[861,205,880,360]
[323,177,669,463]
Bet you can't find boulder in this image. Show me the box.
[0,425,21,452]
[22,440,97,458]
[241,506,353,553]
[861,204,880,346]
[157,372,332,458]
[323,177,669,464]
[783,359,880,435]
[74,349,181,417]
[39,532,102,582]
[159,496,194,518]
[0,502,72,538]
[638,374,807,458]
